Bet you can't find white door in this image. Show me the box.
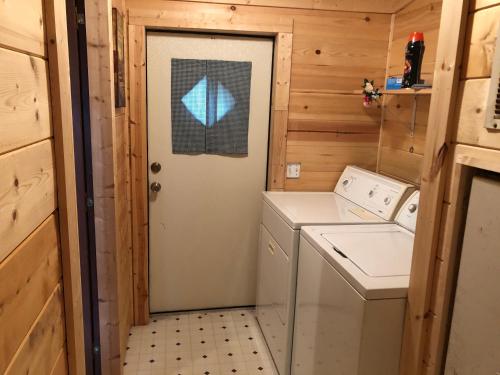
[147,32,273,313]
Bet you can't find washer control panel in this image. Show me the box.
[334,166,415,220]
[395,191,420,232]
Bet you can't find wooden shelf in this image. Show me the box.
[382,88,433,95]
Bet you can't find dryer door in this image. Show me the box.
[257,224,291,375]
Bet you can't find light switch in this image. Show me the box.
[287,163,301,179]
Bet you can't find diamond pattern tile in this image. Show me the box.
[124,308,278,375]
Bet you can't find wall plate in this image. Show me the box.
[287,163,301,179]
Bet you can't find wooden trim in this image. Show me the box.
[399,1,470,373]
[85,0,122,372]
[268,32,293,190]
[167,0,408,13]
[268,110,289,190]
[129,24,150,325]
[454,144,500,173]
[44,0,86,373]
[127,0,293,33]
[272,33,293,111]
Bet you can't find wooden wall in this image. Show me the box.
[286,12,390,191]
[113,0,135,365]
[423,1,500,373]
[0,0,82,374]
[85,0,134,373]
[377,0,442,185]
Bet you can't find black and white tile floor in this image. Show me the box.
[124,308,278,375]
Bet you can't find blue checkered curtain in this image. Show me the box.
[171,59,207,153]
[170,58,252,155]
[206,60,252,154]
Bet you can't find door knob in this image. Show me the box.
[151,162,162,173]
[150,182,162,192]
[408,203,418,213]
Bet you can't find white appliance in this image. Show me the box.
[291,191,420,375]
[256,166,415,375]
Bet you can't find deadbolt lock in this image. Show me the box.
[150,182,162,192]
[151,162,162,173]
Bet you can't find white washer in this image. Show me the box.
[291,191,420,375]
[256,166,415,375]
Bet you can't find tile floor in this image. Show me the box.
[124,308,278,375]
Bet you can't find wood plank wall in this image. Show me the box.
[112,0,135,365]
[377,0,442,184]
[286,13,391,191]
[85,0,134,372]
[0,0,68,374]
[424,2,500,373]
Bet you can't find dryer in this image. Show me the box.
[256,166,415,375]
[291,191,420,375]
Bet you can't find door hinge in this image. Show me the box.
[86,197,94,208]
[77,12,85,25]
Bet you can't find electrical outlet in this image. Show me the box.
[287,163,301,179]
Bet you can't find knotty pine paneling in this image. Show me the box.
[285,131,379,191]
[462,5,500,79]
[0,0,46,56]
[0,1,85,373]
[0,140,57,262]
[291,14,391,93]
[4,285,66,375]
[0,47,52,155]
[381,95,430,153]
[378,95,431,185]
[0,215,61,374]
[287,91,381,190]
[378,146,424,185]
[288,92,383,129]
[287,12,390,190]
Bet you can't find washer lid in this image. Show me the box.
[322,228,413,277]
[263,192,385,229]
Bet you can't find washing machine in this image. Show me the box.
[256,166,415,375]
[291,191,420,375]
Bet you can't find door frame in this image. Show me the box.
[45,0,87,373]
[128,4,293,325]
